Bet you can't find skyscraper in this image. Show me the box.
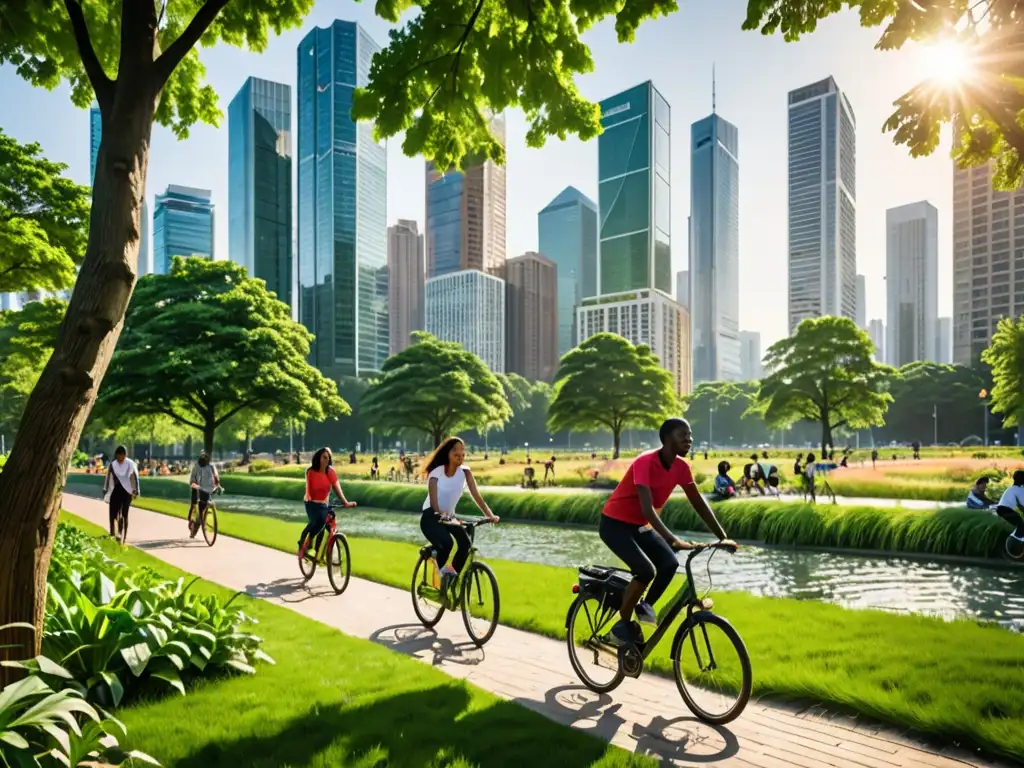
[506,252,558,381]
[856,274,866,328]
[537,186,597,356]
[297,20,388,379]
[937,317,952,364]
[886,201,938,366]
[787,77,857,332]
[387,219,425,355]
[868,318,885,362]
[425,269,505,373]
[152,185,214,275]
[228,77,292,305]
[597,81,671,296]
[739,331,762,380]
[676,270,689,310]
[690,97,740,383]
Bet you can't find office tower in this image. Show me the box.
[577,290,691,396]
[506,251,558,381]
[387,219,425,355]
[856,274,866,328]
[868,318,885,362]
[537,186,597,356]
[787,77,857,331]
[137,200,150,276]
[0,294,17,311]
[937,317,952,364]
[952,161,1024,364]
[152,185,214,275]
[739,331,762,380]
[690,96,740,383]
[424,116,507,280]
[89,105,101,185]
[228,77,292,305]
[886,201,938,366]
[597,81,671,296]
[425,269,505,372]
[297,20,388,379]
[676,270,689,310]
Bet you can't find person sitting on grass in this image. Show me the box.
[711,461,737,501]
[967,476,998,510]
[995,470,1024,555]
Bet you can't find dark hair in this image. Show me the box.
[658,418,689,444]
[309,447,332,473]
[717,460,730,475]
[421,437,465,478]
[750,454,758,462]
[806,453,816,463]
[1014,470,1024,486]
[975,476,990,485]
[114,445,127,457]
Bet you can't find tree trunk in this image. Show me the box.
[0,17,159,681]
[821,421,832,455]
[203,421,216,455]
[612,429,621,459]
[432,429,443,448]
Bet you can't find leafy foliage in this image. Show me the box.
[883,362,987,442]
[0,299,66,436]
[754,317,895,450]
[96,258,347,453]
[548,333,678,457]
[684,381,774,446]
[982,315,1024,429]
[498,374,553,447]
[361,332,511,447]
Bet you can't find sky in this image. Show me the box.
[0,0,955,348]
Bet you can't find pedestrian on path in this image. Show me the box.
[102,445,139,539]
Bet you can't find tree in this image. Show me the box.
[982,316,1024,429]
[498,373,553,447]
[884,362,986,444]
[0,130,90,293]
[0,299,66,438]
[548,333,678,458]
[684,381,771,447]
[361,332,511,447]
[742,0,1024,190]
[753,317,895,452]
[96,258,347,455]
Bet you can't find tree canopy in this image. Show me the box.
[0,130,90,293]
[684,381,772,447]
[754,316,895,451]
[96,258,347,453]
[742,0,1024,189]
[548,333,678,458]
[361,332,511,447]
[982,316,1024,429]
[883,361,987,444]
[0,299,66,438]
[497,373,553,447]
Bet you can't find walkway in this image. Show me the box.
[62,494,1007,768]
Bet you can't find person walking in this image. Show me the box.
[103,445,139,541]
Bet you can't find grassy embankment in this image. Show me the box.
[59,512,651,768]
[63,481,1024,761]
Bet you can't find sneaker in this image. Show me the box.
[634,601,658,626]
[609,619,643,647]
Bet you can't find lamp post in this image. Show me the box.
[932,404,938,446]
[709,406,715,447]
[979,389,989,447]
[525,441,530,461]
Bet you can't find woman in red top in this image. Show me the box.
[298,447,356,559]
[600,418,735,647]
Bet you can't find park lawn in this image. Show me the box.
[95,493,1024,762]
[60,512,652,768]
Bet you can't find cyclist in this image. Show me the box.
[421,436,500,593]
[995,470,1024,544]
[599,418,735,647]
[187,451,220,537]
[102,445,139,539]
[298,447,356,561]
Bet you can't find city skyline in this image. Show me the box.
[152,185,214,276]
[886,200,938,366]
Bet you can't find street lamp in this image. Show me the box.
[525,441,530,461]
[979,388,989,447]
[932,403,938,446]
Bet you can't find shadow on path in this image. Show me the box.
[244,577,336,603]
[369,623,486,668]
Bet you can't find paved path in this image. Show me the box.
[63,494,1008,768]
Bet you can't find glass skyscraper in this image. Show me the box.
[690,111,740,383]
[228,77,292,306]
[152,185,214,275]
[538,186,597,357]
[597,81,671,296]
[297,20,388,379]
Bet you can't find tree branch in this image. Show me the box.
[213,399,261,427]
[63,0,114,110]
[153,0,232,87]
[157,407,203,432]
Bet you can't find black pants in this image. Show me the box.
[420,510,472,572]
[189,488,211,520]
[299,501,331,550]
[598,515,677,606]
[996,506,1024,537]
[108,484,133,536]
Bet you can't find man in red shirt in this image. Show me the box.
[601,418,736,647]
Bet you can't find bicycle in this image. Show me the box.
[297,502,352,594]
[565,541,752,725]
[189,486,222,547]
[411,516,500,647]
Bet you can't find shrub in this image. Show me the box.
[248,459,274,473]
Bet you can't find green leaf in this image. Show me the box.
[981,316,1024,428]
[119,642,152,678]
[148,669,185,697]
[0,730,30,750]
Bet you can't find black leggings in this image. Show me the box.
[598,515,677,607]
[420,510,472,572]
[299,501,329,549]
[108,484,132,536]
[996,506,1024,537]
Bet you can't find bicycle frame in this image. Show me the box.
[421,517,493,606]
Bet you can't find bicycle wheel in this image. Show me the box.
[671,612,752,725]
[460,562,499,646]
[201,504,218,547]
[326,534,351,594]
[565,594,625,694]
[411,554,445,627]
[298,536,317,582]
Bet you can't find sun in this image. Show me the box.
[919,38,975,86]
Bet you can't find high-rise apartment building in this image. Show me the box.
[425,269,505,373]
[297,20,388,379]
[690,109,740,382]
[387,219,425,355]
[153,185,214,275]
[506,252,558,381]
[856,274,866,328]
[739,330,762,380]
[937,316,952,364]
[952,161,1024,364]
[537,186,597,356]
[597,81,671,296]
[676,270,689,310]
[228,77,292,305]
[787,77,857,332]
[886,201,938,366]
[868,318,885,362]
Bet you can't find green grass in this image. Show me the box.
[63,491,1024,762]
[59,512,651,768]
[69,473,1018,560]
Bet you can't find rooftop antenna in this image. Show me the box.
[712,63,717,114]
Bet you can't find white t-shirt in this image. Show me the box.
[998,485,1024,511]
[106,458,138,495]
[422,465,467,514]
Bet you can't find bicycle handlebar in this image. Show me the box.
[679,540,736,595]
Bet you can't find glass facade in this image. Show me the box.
[597,82,671,296]
[228,77,292,306]
[690,113,740,383]
[89,105,101,185]
[426,166,464,277]
[152,185,214,275]
[538,186,597,357]
[425,269,505,372]
[297,20,388,379]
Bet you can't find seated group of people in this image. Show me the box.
[712,455,780,500]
